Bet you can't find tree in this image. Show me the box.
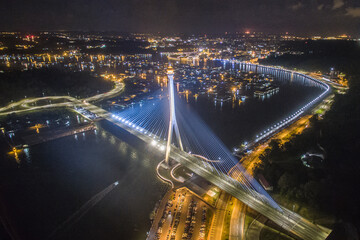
[278,173,295,194]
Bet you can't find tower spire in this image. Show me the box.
[165,65,183,165]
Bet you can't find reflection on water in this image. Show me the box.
[181,81,322,148]
[0,126,168,240]
[23,147,31,164]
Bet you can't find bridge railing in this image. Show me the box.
[232,60,331,144]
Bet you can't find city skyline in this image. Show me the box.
[1,0,360,37]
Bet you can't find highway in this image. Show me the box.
[109,109,330,240]
[169,147,330,240]
[105,114,330,240]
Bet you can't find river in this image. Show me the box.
[0,126,168,240]
[0,61,324,239]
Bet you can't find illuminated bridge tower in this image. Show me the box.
[165,65,183,165]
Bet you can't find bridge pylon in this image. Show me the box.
[165,65,183,165]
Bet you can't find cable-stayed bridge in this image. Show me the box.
[1,60,330,240]
[103,61,331,240]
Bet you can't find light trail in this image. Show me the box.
[48,181,120,239]
[156,159,175,188]
[170,163,183,182]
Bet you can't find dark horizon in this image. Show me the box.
[0,30,357,38]
[1,0,360,37]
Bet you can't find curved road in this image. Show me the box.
[0,81,124,116]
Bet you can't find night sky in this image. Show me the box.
[1,0,360,36]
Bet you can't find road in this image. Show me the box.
[103,114,330,240]
[229,198,246,240]
[72,102,330,240]
[0,80,124,116]
[245,216,264,240]
[226,109,329,240]
[209,191,230,240]
[228,162,249,240]
[232,114,313,176]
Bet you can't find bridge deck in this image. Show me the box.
[97,112,330,240]
[76,62,332,240]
